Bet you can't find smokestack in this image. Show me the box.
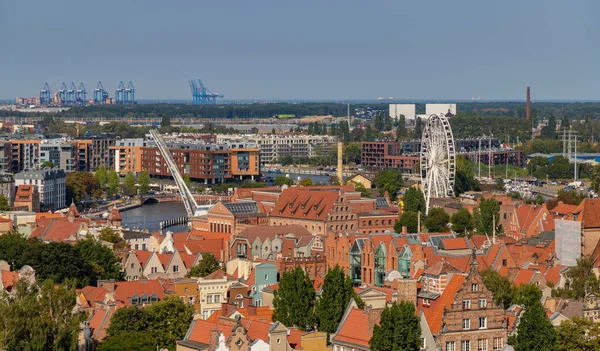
[526,86,531,121]
[337,142,343,185]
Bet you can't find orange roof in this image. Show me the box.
[551,202,577,216]
[1,270,19,291]
[544,265,564,285]
[135,250,152,268]
[174,239,224,260]
[420,274,466,334]
[424,260,463,276]
[370,234,395,248]
[36,212,63,220]
[87,308,111,340]
[574,198,600,229]
[441,237,469,250]
[512,269,536,286]
[114,280,165,306]
[79,285,108,304]
[245,269,256,286]
[180,253,199,269]
[469,235,488,249]
[30,219,83,242]
[269,188,340,221]
[156,253,172,270]
[185,316,303,348]
[334,308,375,347]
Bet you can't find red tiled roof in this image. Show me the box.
[544,265,564,285]
[441,237,469,250]
[334,308,375,347]
[512,269,536,286]
[88,308,111,340]
[114,280,165,306]
[236,225,312,243]
[30,219,83,242]
[269,188,341,221]
[574,198,600,229]
[156,253,172,270]
[420,274,466,334]
[424,260,463,276]
[551,203,577,216]
[135,250,152,269]
[79,286,108,304]
[180,253,199,270]
[185,317,303,348]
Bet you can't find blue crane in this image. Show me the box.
[58,82,68,105]
[67,82,77,104]
[125,81,135,104]
[115,81,126,104]
[189,79,223,105]
[75,82,87,105]
[94,81,109,104]
[40,83,51,105]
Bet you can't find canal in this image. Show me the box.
[121,202,188,233]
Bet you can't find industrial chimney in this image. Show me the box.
[337,142,343,184]
[526,86,531,120]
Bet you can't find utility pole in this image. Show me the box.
[478,139,481,179]
[488,138,492,179]
[574,134,578,181]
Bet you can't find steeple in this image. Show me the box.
[469,248,478,274]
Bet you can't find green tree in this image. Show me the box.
[450,208,474,236]
[161,114,171,128]
[186,253,220,278]
[454,156,481,196]
[76,238,123,283]
[511,300,557,351]
[138,170,150,195]
[0,195,10,211]
[344,142,362,164]
[556,317,600,351]
[99,227,122,244]
[369,301,421,351]
[274,176,295,186]
[413,118,422,139]
[183,174,191,189]
[67,171,99,203]
[0,231,28,267]
[95,165,108,187]
[553,255,598,299]
[146,296,195,348]
[475,198,501,235]
[123,172,137,196]
[316,266,364,335]
[481,268,516,309]
[107,169,120,196]
[97,331,157,351]
[41,160,54,168]
[374,169,403,199]
[0,279,84,350]
[402,187,426,214]
[352,182,371,198]
[396,115,407,140]
[240,180,267,188]
[299,178,314,186]
[541,114,557,139]
[329,175,341,185]
[105,305,151,334]
[424,207,450,232]
[272,266,316,331]
[395,211,419,233]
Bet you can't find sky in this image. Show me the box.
[1,0,599,101]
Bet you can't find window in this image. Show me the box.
[479,299,487,308]
[502,259,507,266]
[421,337,426,349]
[477,339,488,351]
[130,263,134,268]
[173,265,179,272]
[135,244,139,250]
[462,299,471,309]
[265,274,269,280]
[142,244,146,250]
[423,298,430,306]
[493,338,503,350]
[446,341,456,351]
[151,267,158,274]
[478,317,487,329]
[462,319,470,330]
[207,295,213,304]
[461,340,470,351]
[184,287,188,293]
[215,294,221,303]
[188,296,194,303]
[471,283,478,292]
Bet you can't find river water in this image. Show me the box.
[262,171,332,185]
[121,202,188,233]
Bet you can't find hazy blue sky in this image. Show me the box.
[1,0,599,100]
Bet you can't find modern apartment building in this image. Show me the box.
[40,139,76,172]
[111,137,260,183]
[216,134,338,165]
[8,140,41,172]
[361,141,419,173]
[0,173,15,205]
[14,168,66,210]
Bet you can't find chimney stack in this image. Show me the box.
[526,86,531,121]
[337,142,343,185]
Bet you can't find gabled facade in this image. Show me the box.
[252,263,278,306]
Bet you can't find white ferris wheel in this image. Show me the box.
[420,114,456,214]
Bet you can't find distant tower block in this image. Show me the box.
[526,86,531,120]
[337,142,343,184]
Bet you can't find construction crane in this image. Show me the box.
[189,79,223,105]
[40,83,51,105]
[58,82,68,105]
[67,82,77,104]
[75,83,87,105]
[148,129,212,217]
[115,81,126,104]
[125,81,135,104]
[93,81,109,104]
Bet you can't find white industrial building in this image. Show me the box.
[388,104,416,122]
[426,104,457,116]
